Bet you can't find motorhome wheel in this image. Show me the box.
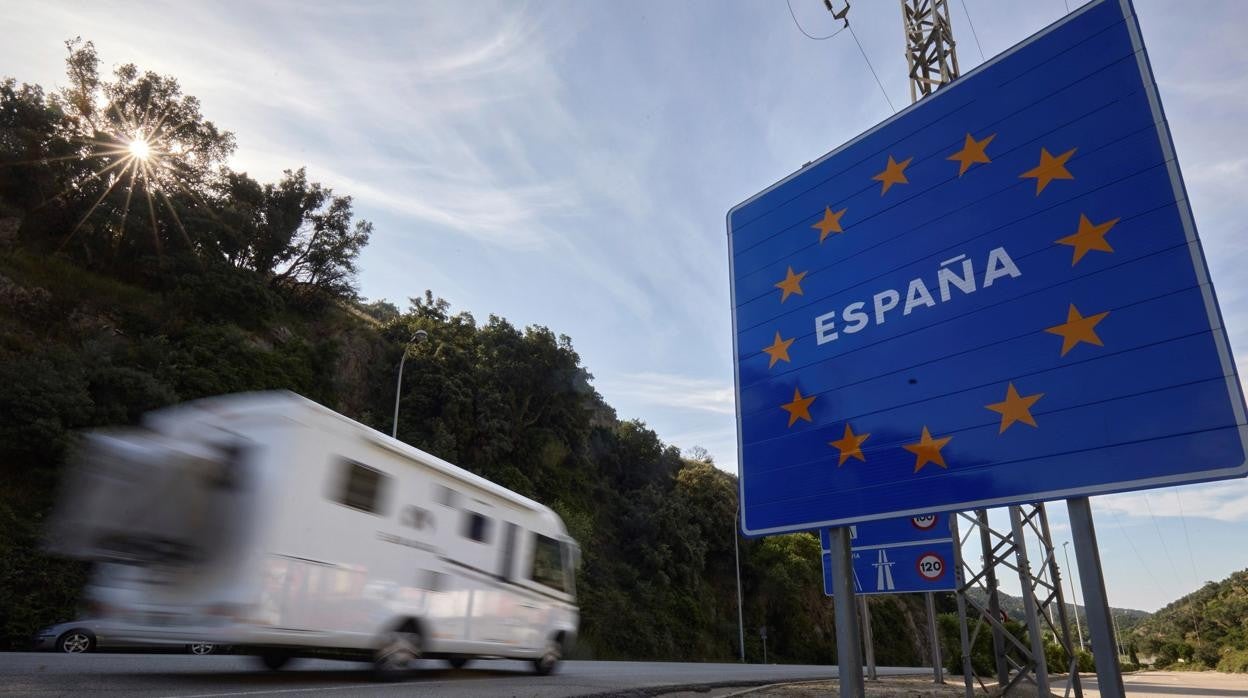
[373,630,420,682]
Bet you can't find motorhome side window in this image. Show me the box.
[531,533,565,592]
[331,459,389,515]
[463,511,491,543]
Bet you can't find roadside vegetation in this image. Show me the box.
[1128,568,1248,672]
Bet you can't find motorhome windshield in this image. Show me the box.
[47,431,253,567]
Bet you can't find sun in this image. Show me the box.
[127,135,151,161]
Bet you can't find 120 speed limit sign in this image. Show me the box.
[916,552,947,581]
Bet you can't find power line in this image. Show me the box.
[1174,491,1201,588]
[959,0,986,61]
[1143,492,1183,594]
[1174,490,1205,643]
[785,0,846,41]
[1107,506,1168,603]
[847,22,897,114]
[782,1,894,114]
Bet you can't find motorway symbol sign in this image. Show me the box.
[730,0,1248,536]
[874,550,896,591]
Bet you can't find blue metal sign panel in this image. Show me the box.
[818,512,951,550]
[819,513,957,595]
[730,0,1248,536]
[822,541,957,596]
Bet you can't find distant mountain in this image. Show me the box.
[968,587,1150,641]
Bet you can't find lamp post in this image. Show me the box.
[392,330,427,438]
[735,500,745,662]
[1063,541,1085,651]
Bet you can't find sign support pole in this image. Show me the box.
[1067,497,1125,698]
[860,597,877,681]
[1009,505,1051,696]
[830,527,865,697]
[1038,504,1083,697]
[926,592,944,684]
[949,514,975,698]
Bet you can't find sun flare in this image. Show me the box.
[128,135,151,161]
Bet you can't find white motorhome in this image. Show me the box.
[47,391,580,680]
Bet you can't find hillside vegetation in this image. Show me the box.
[1129,569,1248,672]
[0,39,947,664]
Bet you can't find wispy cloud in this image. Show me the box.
[597,372,736,416]
[1096,482,1248,523]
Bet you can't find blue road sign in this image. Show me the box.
[730,0,1248,536]
[822,542,957,596]
[818,512,952,549]
[819,513,957,595]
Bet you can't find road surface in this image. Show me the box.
[0,653,930,697]
[1054,670,1248,697]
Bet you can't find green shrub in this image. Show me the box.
[1076,648,1095,673]
[1045,641,1072,674]
[1217,649,1248,673]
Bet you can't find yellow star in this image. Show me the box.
[1020,147,1076,194]
[903,426,952,473]
[1056,214,1120,265]
[829,423,870,467]
[774,266,807,303]
[947,132,996,176]
[780,388,816,427]
[811,206,848,243]
[873,155,913,195]
[985,382,1045,433]
[1045,304,1110,356]
[761,331,795,369]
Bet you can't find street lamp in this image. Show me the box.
[392,330,428,438]
[735,500,745,662]
[1063,541,1085,651]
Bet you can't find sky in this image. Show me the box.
[3,0,1248,613]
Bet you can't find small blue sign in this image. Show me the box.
[822,541,957,596]
[819,512,952,549]
[819,513,957,595]
[730,0,1247,536]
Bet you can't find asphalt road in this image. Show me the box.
[0,653,930,697]
[1054,670,1248,697]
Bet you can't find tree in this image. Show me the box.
[39,38,236,271]
[224,168,371,299]
[359,298,400,323]
[1,40,372,301]
[685,445,713,464]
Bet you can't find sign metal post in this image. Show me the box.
[860,596,877,681]
[829,527,864,697]
[926,592,944,684]
[949,514,975,698]
[1068,497,1125,698]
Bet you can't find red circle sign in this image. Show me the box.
[910,514,938,530]
[916,552,947,581]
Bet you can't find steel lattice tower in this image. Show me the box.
[900,0,961,102]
